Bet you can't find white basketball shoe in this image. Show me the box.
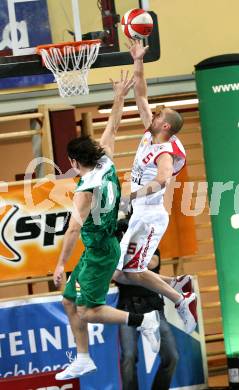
[55,352,97,380]
[176,292,198,334]
[137,310,161,353]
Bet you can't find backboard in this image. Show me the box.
[0,0,160,89]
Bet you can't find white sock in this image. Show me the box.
[77,352,90,360]
[175,295,184,306]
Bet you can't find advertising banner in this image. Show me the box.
[0,286,207,389]
[0,371,79,390]
[195,57,239,358]
[0,178,84,280]
[0,0,53,89]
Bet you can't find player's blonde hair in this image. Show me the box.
[163,108,184,134]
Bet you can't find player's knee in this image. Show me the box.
[121,350,137,364]
[161,348,179,370]
[79,305,104,323]
[113,270,144,286]
[62,298,74,310]
[85,306,101,322]
[125,272,145,285]
[76,306,88,321]
[113,270,125,283]
[168,349,179,370]
[171,350,179,368]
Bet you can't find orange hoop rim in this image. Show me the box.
[36,39,102,55]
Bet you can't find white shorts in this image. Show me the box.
[117,207,169,273]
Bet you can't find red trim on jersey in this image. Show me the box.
[154,141,185,164]
[173,159,186,176]
[123,246,143,270]
[153,140,186,176]
[172,140,186,159]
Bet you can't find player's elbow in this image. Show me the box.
[155,171,173,185]
[66,226,81,236]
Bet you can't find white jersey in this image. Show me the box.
[131,130,186,209]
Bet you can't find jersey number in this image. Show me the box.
[142,152,153,164]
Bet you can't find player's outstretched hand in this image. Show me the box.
[110,70,135,97]
[126,39,149,61]
[53,264,64,288]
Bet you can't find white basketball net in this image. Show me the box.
[39,42,101,98]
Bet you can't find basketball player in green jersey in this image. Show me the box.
[53,71,160,380]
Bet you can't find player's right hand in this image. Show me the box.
[110,70,135,97]
[53,264,64,288]
[126,39,149,61]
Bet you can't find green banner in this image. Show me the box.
[195,61,239,358]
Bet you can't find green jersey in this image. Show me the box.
[75,155,121,248]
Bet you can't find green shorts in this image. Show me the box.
[63,237,120,308]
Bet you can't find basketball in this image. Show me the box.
[121,8,153,40]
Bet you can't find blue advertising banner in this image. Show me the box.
[0,0,53,89]
[0,285,207,389]
[0,289,121,390]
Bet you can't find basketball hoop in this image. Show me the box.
[36,40,101,98]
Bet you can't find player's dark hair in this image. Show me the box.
[164,109,184,134]
[67,135,105,167]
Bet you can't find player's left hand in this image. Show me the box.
[53,264,64,288]
[110,70,135,98]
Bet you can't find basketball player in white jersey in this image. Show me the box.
[113,40,197,334]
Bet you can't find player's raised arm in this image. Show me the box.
[100,70,134,160]
[127,40,153,130]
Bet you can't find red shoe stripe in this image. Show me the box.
[182,280,193,293]
[189,297,198,323]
